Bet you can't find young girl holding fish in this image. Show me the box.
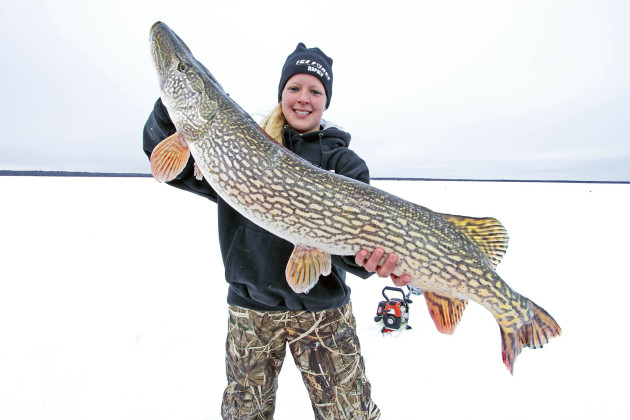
[143,42,409,419]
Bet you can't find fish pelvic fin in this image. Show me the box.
[150,132,190,182]
[285,245,332,294]
[437,213,509,269]
[423,291,468,334]
[500,300,561,375]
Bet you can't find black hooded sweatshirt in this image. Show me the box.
[143,99,373,311]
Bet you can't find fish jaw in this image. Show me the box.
[149,22,222,142]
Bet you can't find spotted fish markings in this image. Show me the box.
[148,22,561,374]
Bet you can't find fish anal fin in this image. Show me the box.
[423,291,468,335]
[285,245,331,294]
[437,213,509,269]
[150,132,190,182]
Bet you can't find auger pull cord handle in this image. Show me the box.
[381,286,407,302]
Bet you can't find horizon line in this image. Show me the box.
[0,170,628,185]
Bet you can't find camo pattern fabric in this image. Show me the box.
[221,302,380,419]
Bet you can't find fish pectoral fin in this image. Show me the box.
[150,132,191,182]
[285,245,332,294]
[437,213,509,269]
[423,291,468,335]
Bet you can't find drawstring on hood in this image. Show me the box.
[318,133,325,168]
[282,125,293,151]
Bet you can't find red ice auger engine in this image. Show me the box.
[374,286,417,333]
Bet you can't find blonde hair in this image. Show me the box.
[260,104,287,144]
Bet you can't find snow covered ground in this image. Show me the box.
[1,176,628,419]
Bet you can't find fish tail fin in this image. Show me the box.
[519,300,562,349]
[500,300,562,375]
[500,327,522,375]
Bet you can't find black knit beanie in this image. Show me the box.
[278,43,333,109]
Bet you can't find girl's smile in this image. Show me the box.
[281,73,327,134]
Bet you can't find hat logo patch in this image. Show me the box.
[295,59,331,81]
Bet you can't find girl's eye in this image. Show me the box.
[288,86,299,92]
[311,90,322,96]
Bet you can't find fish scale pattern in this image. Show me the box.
[150,21,561,374]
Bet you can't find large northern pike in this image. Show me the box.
[148,22,560,374]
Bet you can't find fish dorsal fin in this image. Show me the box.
[423,291,469,335]
[437,213,509,269]
[150,132,190,182]
[285,245,332,294]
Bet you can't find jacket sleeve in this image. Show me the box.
[143,98,218,202]
[329,148,374,279]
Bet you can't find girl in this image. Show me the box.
[143,42,409,420]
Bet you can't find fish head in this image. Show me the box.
[149,22,223,142]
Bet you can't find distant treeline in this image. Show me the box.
[0,170,152,178]
[0,170,627,184]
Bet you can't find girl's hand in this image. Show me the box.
[354,248,411,287]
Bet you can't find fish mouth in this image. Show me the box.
[149,21,224,92]
[150,21,190,74]
[150,21,162,32]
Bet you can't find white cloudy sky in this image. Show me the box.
[1,0,628,181]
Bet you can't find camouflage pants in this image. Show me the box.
[221,302,380,420]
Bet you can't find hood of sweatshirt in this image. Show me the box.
[282,122,353,170]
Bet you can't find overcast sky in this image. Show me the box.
[1,0,628,181]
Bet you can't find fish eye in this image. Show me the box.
[178,62,190,73]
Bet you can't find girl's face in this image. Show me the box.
[281,73,327,134]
